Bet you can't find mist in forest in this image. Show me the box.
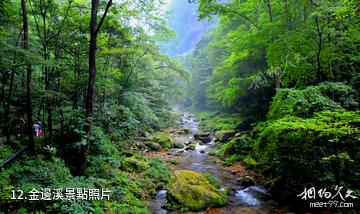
[162,0,213,57]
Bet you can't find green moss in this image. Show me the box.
[167,170,227,211]
[187,144,195,150]
[218,134,253,162]
[172,141,184,149]
[195,112,242,133]
[242,156,257,169]
[121,156,149,173]
[215,130,236,142]
[208,151,217,156]
[224,154,242,166]
[204,174,222,189]
[254,110,360,197]
[268,82,358,120]
[152,132,177,149]
[146,142,162,151]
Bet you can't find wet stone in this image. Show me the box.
[235,176,255,187]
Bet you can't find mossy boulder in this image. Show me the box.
[146,142,162,151]
[194,132,212,143]
[184,141,192,146]
[215,130,236,143]
[235,176,255,187]
[121,156,149,173]
[194,132,210,139]
[152,132,181,149]
[208,151,217,156]
[221,134,252,157]
[173,141,184,149]
[186,144,196,151]
[167,170,228,211]
[153,132,173,148]
[181,128,192,134]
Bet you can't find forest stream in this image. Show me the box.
[148,112,280,214]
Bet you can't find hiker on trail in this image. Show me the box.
[33,118,43,137]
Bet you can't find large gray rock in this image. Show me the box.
[194,132,210,138]
[194,132,212,143]
[146,142,161,151]
[235,176,255,187]
[215,130,236,143]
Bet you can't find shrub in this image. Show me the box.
[268,82,358,120]
[253,110,360,201]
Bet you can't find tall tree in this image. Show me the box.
[21,0,35,154]
[78,0,113,175]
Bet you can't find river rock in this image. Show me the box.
[199,141,207,145]
[178,128,191,134]
[194,132,210,139]
[235,176,254,187]
[208,151,217,156]
[184,141,192,146]
[186,144,196,151]
[167,170,228,211]
[146,142,162,151]
[174,152,184,156]
[194,132,212,143]
[121,156,149,173]
[152,132,181,149]
[135,141,146,149]
[224,134,252,156]
[225,187,236,196]
[215,130,236,143]
[173,141,184,149]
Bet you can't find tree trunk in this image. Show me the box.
[72,46,81,109]
[5,68,15,143]
[315,17,324,83]
[21,0,35,154]
[77,0,112,175]
[264,0,280,88]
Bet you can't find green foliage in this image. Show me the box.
[253,110,360,198]
[268,82,358,120]
[196,111,242,133]
[0,156,72,212]
[121,156,150,173]
[47,200,94,214]
[167,170,227,211]
[0,144,14,163]
[218,134,253,165]
[141,157,172,184]
[0,0,359,212]
[123,92,161,132]
[242,156,257,169]
[151,132,181,149]
[203,174,222,189]
[85,127,121,179]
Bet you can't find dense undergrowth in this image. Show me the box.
[195,82,360,211]
[0,89,178,213]
[0,129,173,213]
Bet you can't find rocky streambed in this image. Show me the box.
[148,112,281,214]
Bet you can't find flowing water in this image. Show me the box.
[150,112,280,214]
